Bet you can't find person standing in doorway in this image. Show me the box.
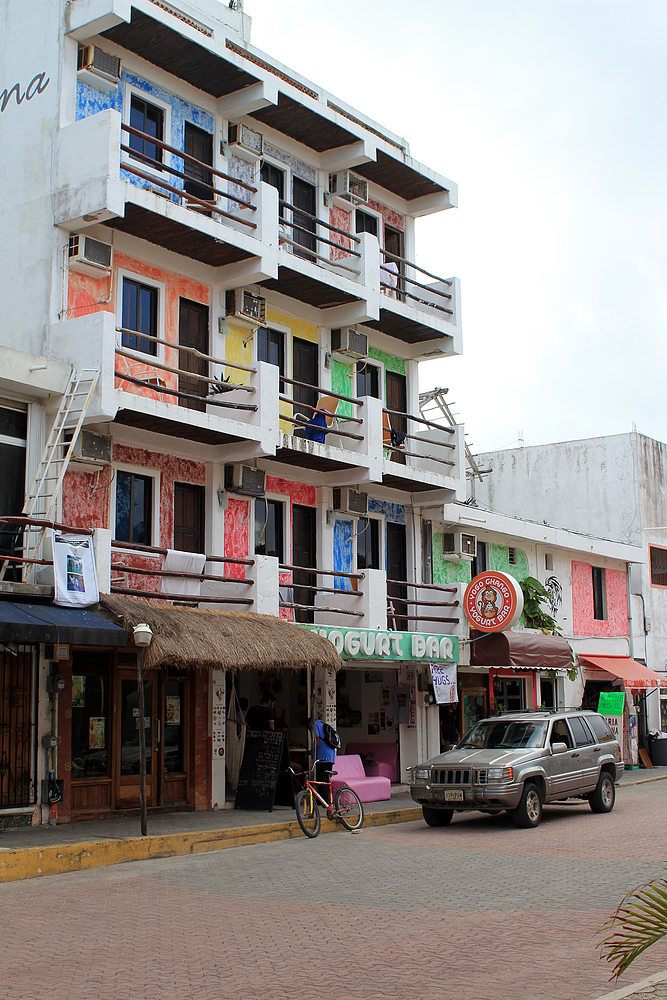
[246,692,276,731]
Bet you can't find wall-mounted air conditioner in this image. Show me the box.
[442,531,476,561]
[225,288,267,328]
[227,122,263,161]
[68,430,112,466]
[68,235,113,276]
[330,327,368,359]
[327,170,369,210]
[224,464,266,497]
[333,488,368,516]
[77,46,122,93]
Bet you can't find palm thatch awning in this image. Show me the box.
[98,594,341,673]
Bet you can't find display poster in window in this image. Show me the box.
[430,663,458,705]
[72,675,85,708]
[52,530,99,607]
[89,717,105,749]
[165,696,181,725]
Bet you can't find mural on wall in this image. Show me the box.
[544,575,563,615]
[571,561,629,637]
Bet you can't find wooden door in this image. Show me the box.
[292,177,316,258]
[385,371,407,465]
[115,668,159,809]
[179,298,209,411]
[386,522,408,630]
[292,504,316,624]
[183,122,213,205]
[174,482,205,553]
[384,225,404,300]
[292,337,318,426]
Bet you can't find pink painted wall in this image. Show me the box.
[368,199,405,238]
[571,561,629,637]
[224,496,250,580]
[328,201,404,263]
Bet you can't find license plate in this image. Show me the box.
[444,789,464,802]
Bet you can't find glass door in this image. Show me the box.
[115,668,159,809]
[161,676,189,805]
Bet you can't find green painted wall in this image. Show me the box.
[369,347,406,404]
[432,532,472,585]
[331,359,353,419]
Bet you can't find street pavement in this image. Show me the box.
[2,779,667,1000]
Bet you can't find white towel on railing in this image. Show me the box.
[160,549,206,597]
[381,260,399,286]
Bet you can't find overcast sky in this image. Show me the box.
[244,0,667,454]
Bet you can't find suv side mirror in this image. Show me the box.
[551,741,568,754]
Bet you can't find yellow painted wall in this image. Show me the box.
[224,322,252,387]
[266,310,319,432]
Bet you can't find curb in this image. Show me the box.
[595,969,667,1000]
[0,806,424,884]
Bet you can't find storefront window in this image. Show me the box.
[164,679,185,773]
[71,653,111,778]
[493,676,525,713]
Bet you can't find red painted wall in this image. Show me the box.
[571,561,629,637]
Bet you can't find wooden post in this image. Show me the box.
[137,647,148,837]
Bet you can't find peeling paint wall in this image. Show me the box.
[572,561,629,637]
[224,496,250,579]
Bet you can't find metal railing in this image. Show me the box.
[386,580,460,626]
[383,407,456,467]
[279,564,365,619]
[380,248,454,315]
[120,122,257,229]
[279,377,365,443]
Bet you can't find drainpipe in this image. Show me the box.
[626,564,635,659]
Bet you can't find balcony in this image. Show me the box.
[380,407,466,496]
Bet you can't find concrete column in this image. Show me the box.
[209,668,226,810]
[248,554,279,615]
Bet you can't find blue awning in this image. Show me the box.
[0,602,128,646]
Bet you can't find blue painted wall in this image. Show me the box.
[334,518,354,592]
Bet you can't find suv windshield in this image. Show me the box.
[459,719,548,750]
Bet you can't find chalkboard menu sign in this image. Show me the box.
[234,730,294,811]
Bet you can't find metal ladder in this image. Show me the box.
[0,368,100,582]
[418,387,485,483]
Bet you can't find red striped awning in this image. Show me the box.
[580,655,667,691]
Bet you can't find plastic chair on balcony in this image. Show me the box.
[295,395,340,445]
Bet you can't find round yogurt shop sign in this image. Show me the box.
[463,571,524,633]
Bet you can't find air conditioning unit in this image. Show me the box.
[68,235,113,276]
[77,46,122,93]
[225,288,266,328]
[330,327,368,359]
[442,531,477,561]
[333,488,368,516]
[328,170,369,209]
[68,430,112,466]
[224,464,266,497]
[227,122,263,160]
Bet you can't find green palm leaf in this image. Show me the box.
[601,870,667,979]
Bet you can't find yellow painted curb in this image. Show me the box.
[0,807,424,883]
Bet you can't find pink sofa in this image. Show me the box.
[331,754,391,803]
[344,742,399,783]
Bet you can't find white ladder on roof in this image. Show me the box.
[0,367,100,582]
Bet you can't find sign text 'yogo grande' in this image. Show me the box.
[300,626,458,662]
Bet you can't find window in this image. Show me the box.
[568,716,593,747]
[356,361,380,399]
[122,277,158,356]
[357,518,380,571]
[588,714,616,744]
[650,546,667,587]
[255,498,283,561]
[493,677,525,713]
[71,652,111,778]
[257,327,285,375]
[356,210,378,237]
[422,521,433,585]
[115,471,153,544]
[129,94,164,166]
[471,540,487,578]
[592,566,607,620]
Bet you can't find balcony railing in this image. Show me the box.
[279,378,365,444]
[383,407,456,468]
[279,564,365,622]
[278,199,362,276]
[387,580,460,631]
[0,515,94,583]
[120,122,258,231]
[380,248,454,315]
[110,540,254,607]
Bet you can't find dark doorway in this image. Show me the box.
[292,177,317,259]
[178,298,209,411]
[0,406,27,582]
[292,504,316,624]
[384,225,404,300]
[385,370,407,465]
[292,337,318,430]
[174,483,205,553]
[0,645,35,808]
[261,161,285,218]
[183,122,213,207]
[386,522,408,630]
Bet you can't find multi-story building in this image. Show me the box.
[472,432,667,732]
[0,0,467,825]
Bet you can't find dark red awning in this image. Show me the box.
[470,631,572,671]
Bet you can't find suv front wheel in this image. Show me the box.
[512,782,543,828]
[589,771,615,813]
[422,807,454,827]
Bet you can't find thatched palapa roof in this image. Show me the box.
[98,594,341,672]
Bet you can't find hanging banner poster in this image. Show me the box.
[165,696,181,725]
[52,531,99,607]
[430,663,458,704]
[89,717,105,749]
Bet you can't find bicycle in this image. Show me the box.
[288,761,364,839]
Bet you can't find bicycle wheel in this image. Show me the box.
[334,786,364,831]
[295,788,321,838]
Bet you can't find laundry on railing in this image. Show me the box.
[160,550,206,597]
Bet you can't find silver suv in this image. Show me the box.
[409,710,623,828]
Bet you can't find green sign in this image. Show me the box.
[300,626,459,663]
[598,691,625,716]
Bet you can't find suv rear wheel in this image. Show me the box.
[512,782,543,828]
[422,807,454,827]
[589,771,615,813]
